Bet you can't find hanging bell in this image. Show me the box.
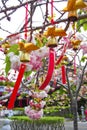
[46,37,57,48]
[71,38,81,50]
[73,45,79,51]
[61,55,68,65]
[20,51,30,62]
[68,10,77,22]
[71,39,81,46]
[73,0,87,10]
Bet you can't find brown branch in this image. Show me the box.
[76,61,87,97]
[0,0,36,13]
[24,14,87,32]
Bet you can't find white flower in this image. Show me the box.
[44,85,50,93]
[28,91,32,96]
[39,91,48,98]
[25,63,33,71]
[9,55,20,70]
[8,52,14,58]
[40,101,46,108]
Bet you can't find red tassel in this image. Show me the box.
[8,64,26,109]
[39,48,55,90]
[61,65,66,84]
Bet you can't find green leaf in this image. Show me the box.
[5,56,11,75]
[8,44,19,55]
[83,23,87,31]
[81,56,87,62]
[24,71,32,79]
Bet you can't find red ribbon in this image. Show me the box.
[8,64,26,109]
[24,2,28,40]
[61,65,66,84]
[39,48,55,90]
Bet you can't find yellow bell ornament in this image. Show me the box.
[20,51,30,62]
[63,0,76,11]
[18,42,39,62]
[73,0,87,10]
[63,0,87,11]
[44,26,67,37]
[46,37,57,48]
[71,38,81,50]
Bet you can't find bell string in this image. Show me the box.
[24,2,28,40]
[51,0,54,24]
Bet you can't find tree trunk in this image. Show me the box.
[71,98,78,130]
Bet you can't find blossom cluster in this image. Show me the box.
[25,85,50,119]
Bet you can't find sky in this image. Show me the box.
[0,0,67,38]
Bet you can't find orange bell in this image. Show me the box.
[46,37,57,48]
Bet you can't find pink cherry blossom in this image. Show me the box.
[80,43,87,54]
[25,106,43,119]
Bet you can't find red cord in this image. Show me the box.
[24,3,28,40]
[51,0,54,24]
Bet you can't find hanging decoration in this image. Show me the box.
[61,65,66,84]
[44,26,66,47]
[18,42,39,62]
[60,55,68,84]
[70,36,81,50]
[63,0,87,22]
[8,64,26,109]
[63,0,87,12]
[39,48,55,90]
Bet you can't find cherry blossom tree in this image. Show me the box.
[0,1,87,130]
